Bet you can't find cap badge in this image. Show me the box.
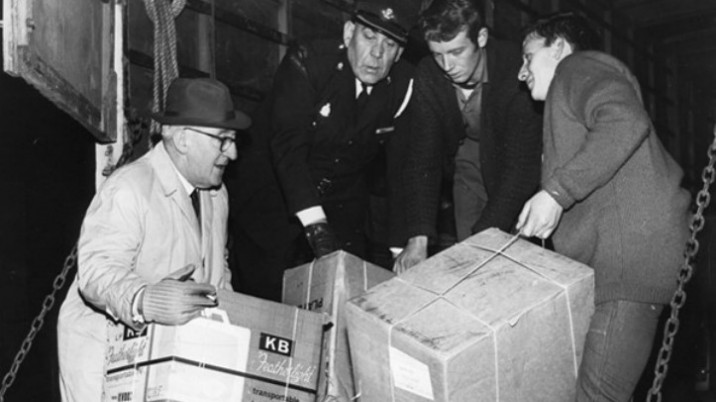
[381,8,395,21]
[319,103,331,118]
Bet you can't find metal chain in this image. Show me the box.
[0,245,77,402]
[0,1,176,397]
[646,125,716,401]
[0,110,144,400]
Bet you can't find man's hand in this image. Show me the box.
[304,221,340,258]
[140,264,218,326]
[516,190,564,239]
[393,235,428,274]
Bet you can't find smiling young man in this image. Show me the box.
[226,0,419,301]
[57,78,249,401]
[515,13,691,401]
[393,0,543,273]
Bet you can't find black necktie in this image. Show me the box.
[190,189,201,220]
[355,83,370,115]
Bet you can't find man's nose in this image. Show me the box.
[442,55,453,71]
[371,42,385,59]
[518,64,528,81]
[224,142,238,160]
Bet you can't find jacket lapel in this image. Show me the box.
[314,53,355,130]
[432,62,465,143]
[151,142,202,241]
[199,189,217,252]
[482,41,498,129]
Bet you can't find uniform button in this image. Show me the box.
[347,140,353,146]
[334,158,340,163]
[312,121,317,127]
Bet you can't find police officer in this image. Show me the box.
[227,0,418,301]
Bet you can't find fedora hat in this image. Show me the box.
[152,78,251,130]
[353,0,420,45]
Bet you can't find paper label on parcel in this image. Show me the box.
[390,346,435,400]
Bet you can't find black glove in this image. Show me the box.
[304,222,340,258]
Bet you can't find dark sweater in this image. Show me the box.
[543,51,691,304]
[398,39,542,243]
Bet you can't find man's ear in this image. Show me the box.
[552,36,574,61]
[343,21,356,48]
[171,126,190,154]
[476,27,489,48]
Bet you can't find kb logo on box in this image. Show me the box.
[123,325,147,340]
[259,333,293,357]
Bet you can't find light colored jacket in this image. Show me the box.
[57,142,232,402]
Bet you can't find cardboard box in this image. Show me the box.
[283,251,395,400]
[103,289,325,402]
[345,229,595,402]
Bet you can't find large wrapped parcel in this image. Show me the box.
[283,251,395,400]
[345,229,595,401]
[103,289,325,402]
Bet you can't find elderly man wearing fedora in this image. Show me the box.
[56,77,250,401]
[227,0,420,302]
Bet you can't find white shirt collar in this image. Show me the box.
[170,161,196,195]
[355,79,373,98]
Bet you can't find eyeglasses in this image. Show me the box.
[184,127,236,152]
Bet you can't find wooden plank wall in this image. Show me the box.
[126,0,347,118]
[4,0,115,141]
[121,0,710,193]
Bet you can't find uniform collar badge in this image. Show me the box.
[319,103,331,117]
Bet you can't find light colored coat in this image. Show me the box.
[57,142,232,402]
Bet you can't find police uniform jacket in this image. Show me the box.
[269,39,413,215]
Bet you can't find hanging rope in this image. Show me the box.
[646,124,716,401]
[142,0,187,134]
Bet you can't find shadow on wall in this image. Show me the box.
[0,71,96,402]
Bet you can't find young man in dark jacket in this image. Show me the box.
[516,13,691,401]
[393,0,543,273]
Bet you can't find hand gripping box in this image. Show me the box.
[103,289,326,402]
[283,251,395,401]
[345,229,595,402]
